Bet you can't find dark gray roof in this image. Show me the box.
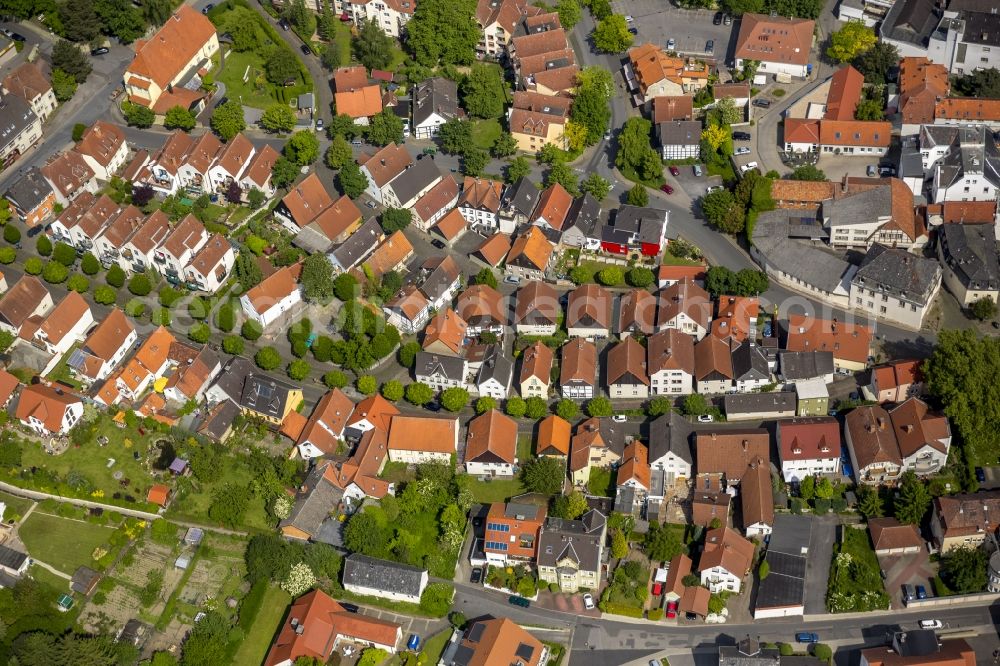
[5,167,52,212]
[209,356,254,404]
[880,0,940,48]
[342,553,426,597]
[961,10,1000,46]
[778,350,834,381]
[70,566,100,594]
[331,219,382,270]
[656,120,702,148]
[852,244,941,305]
[752,209,855,294]
[768,514,812,555]
[415,351,466,382]
[731,342,770,383]
[719,637,781,665]
[389,159,443,205]
[239,373,298,420]
[614,485,638,514]
[935,126,1000,191]
[0,95,38,153]
[564,193,602,238]
[648,411,693,466]
[537,509,606,572]
[413,77,460,128]
[279,463,342,537]
[500,177,539,218]
[604,204,668,246]
[724,391,796,415]
[823,186,892,227]
[0,544,27,571]
[939,223,1000,292]
[476,344,513,387]
[417,256,459,302]
[197,399,241,442]
[890,630,942,657]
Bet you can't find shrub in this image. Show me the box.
[222,336,244,355]
[242,320,263,341]
[66,274,89,293]
[23,257,42,275]
[288,359,310,380]
[0,247,15,264]
[356,375,377,395]
[106,264,126,288]
[255,347,282,370]
[52,241,76,266]
[128,274,152,296]
[94,286,116,305]
[81,252,100,275]
[42,261,69,284]
[36,234,52,256]
[3,224,20,244]
[324,370,349,388]
[188,323,211,344]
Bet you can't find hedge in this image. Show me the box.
[238,579,269,630]
[597,602,644,618]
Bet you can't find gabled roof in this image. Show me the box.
[297,388,354,455]
[456,284,505,328]
[853,243,940,305]
[617,288,656,336]
[530,182,573,230]
[387,414,458,454]
[2,61,51,103]
[243,263,302,316]
[935,97,1000,123]
[711,295,759,343]
[281,172,336,228]
[243,144,280,189]
[537,414,570,456]
[0,275,48,330]
[567,283,612,329]
[37,291,90,347]
[459,176,504,213]
[560,337,596,386]
[734,13,815,66]
[695,429,769,482]
[652,95,695,122]
[342,554,425,598]
[41,150,94,199]
[74,121,125,168]
[213,132,255,177]
[825,65,864,121]
[617,441,650,489]
[125,6,217,92]
[868,517,924,552]
[778,417,840,462]
[412,176,459,224]
[160,214,207,260]
[784,313,872,364]
[898,57,949,126]
[422,308,468,355]
[511,27,569,59]
[506,226,553,271]
[648,411,693,466]
[467,409,518,465]
[413,76,461,127]
[472,232,512,267]
[509,91,570,138]
[513,280,559,326]
[845,404,903,469]
[364,230,413,278]
[520,340,554,385]
[431,208,467,242]
[359,143,412,188]
[15,383,81,432]
[607,336,648,386]
[347,394,400,433]
[657,278,711,330]
[889,397,950,458]
[699,526,755,577]
[647,328,695,376]
[740,458,773,530]
[871,359,923,393]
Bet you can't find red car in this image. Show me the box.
[660,184,674,194]
[652,582,663,596]
[666,600,678,619]
[669,166,680,176]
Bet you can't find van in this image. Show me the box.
[752,98,771,108]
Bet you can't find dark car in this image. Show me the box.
[508,595,531,608]
[202,3,214,13]
[752,98,771,108]
[279,18,290,30]
[90,47,109,56]
[713,11,724,24]
[8,32,24,42]
[902,584,915,602]
[471,567,483,584]
[705,39,714,55]
[795,633,819,644]
[628,27,638,35]
[215,96,229,108]
[431,238,446,249]
[916,585,928,600]
[669,165,680,176]
[340,602,359,613]
[976,467,987,483]
[300,44,311,55]
[660,184,673,194]
[732,131,752,141]
[426,400,441,412]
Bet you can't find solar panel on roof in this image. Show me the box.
[468,623,486,642]
[66,348,88,371]
[515,643,535,660]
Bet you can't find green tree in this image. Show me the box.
[265,48,300,85]
[271,157,301,189]
[555,399,579,420]
[122,101,155,128]
[301,253,335,303]
[626,267,654,288]
[127,273,152,296]
[580,173,611,200]
[681,393,709,416]
[321,41,342,70]
[521,456,565,494]
[285,130,320,166]
[51,68,78,102]
[610,528,628,558]
[894,471,931,525]
[324,370,349,388]
[242,320,264,341]
[407,0,480,67]
[852,42,899,85]
[36,234,52,257]
[260,104,297,134]
[646,396,672,417]
[713,97,743,125]
[438,118,474,155]
[367,109,405,146]
[462,63,507,119]
[492,132,518,158]
[586,396,613,417]
[42,261,69,284]
[627,183,649,206]
[463,148,489,177]
[701,189,744,234]
[53,40,92,83]
[556,0,581,27]
[644,521,683,561]
[248,188,265,209]
[856,486,885,518]
[594,14,633,53]
[143,0,172,25]
[234,253,263,292]
[546,161,579,194]
[790,164,827,181]
[406,382,434,405]
[94,285,116,305]
[398,341,421,368]
[571,71,612,145]
[815,477,834,500]
[473,268,498,289]
[210,100,246,141]
[106,264,126,288]
[812,644,833,663]
[95,0,145,43]
[255,346,283,370]
[381,208,411,233]
[325,135,353,169]
[53,241,76,266]
[3,224,19,245]
[81,252,100,275]
[970,297,997,321]
[381,380,404,402]
[0,247,14,264]
[854,98,885,121]
[337,161,368,198]
[24,257,42,275]
[163,106,196,131]
[188,323,211,344]
[441,386,470,412]
[826,21,877,63]
[525,396,548,420]
[799,475,815,501]
[222,336,244,355]
[327,113,360,140]
[352,18,394,69]
[288,359,311,380]
[507,156,531,183]
[333,272,359,301]
[939,546,988,593]
[505,396,527,418]
[615,117,656,177]
[475,396,497,414]
[66,274,89,293]
[597,266,623,286]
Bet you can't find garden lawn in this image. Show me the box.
[471,119,502,151]
[661,252,702,267]
[465,476,525,503]
[331,21,353,69]
[0,491,34,520]
[587,467,614,497]
[419,630,451,663]
[45,344,83,390]
[19,512,116,575]
[165,462,271,531]
[215,50,277,110]
[230,585,291,666]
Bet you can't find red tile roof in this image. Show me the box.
[734,13,815,66]
[785,313,872,364]
[935,97,1000,123]
[898,57,949,126]
[778,417,840,462]
[126,6,217,91]
[825,65,864,121]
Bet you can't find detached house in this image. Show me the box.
[513,281,559,335]
[0,275,52,336]
[777,417,841,483]
[537,510,607,593]
[240,263,302,328]
[341,0,414,37]
[699,527,755,593]
[458,177,504,230]
[695,429,770,487]
[412,77,461,139]
[569,418,626,486]
[606,336,649,399]
[734,13,815,79]
[74,121,128,181]
[648,412,693,484]
[931,491,1000,553]
[387,415,459,465]
[2,62,56,122]
[508,91,571,152]
[33,291,93,357]
[292,388,355,460]
[466,409,518,477]
[647,328,695,396]
[560,338,597,399]
[358,143,412,204]
[333,66,382,125]
[482,501,547,566]
[566,283,612,339]
[68,309,136,384]
[519,341,553,399]
[656,120,702,160]
[342,555,427,605]
[15,384,83,436]
[628,43,709,102]
[536,415,571,459]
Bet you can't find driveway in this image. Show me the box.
[803,516,837,614]
[878,550,935,609]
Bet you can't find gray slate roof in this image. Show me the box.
[656,120,702,148]
[500,177,539,219]
[564,193,603,238]
[209,356,254,404]
[342,553,426,597]
[240,373,299,420]
[0,95,38,153]
[604,204,668,246]
[731,342,770,382]
[413,77,460,128]
[0,544,27,571]
[823,186,893,228]
[724,391,796,416]
[852,244,941,305]
[279,463,342,538]
[5,167,52,212]
[330,218,382,271]
[197,399,241,442]
[476,344,513,387]
[880,0,940,48]
[778,350,834,381]
[752,209,855,294]
[389,159,443,205]
[537,509,606,572]
[939,223,1000,291]
[415,351,466,382]
[647,411,693,466]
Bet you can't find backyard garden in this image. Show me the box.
[826,525,890,612]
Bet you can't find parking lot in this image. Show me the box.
[878,549,935,610]
[815,152,889,180]
[613,0,738,61]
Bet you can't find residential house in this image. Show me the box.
[384,285,431,336]
[508,91,571,152]
[94,326,175,406]
[471,232,512,269]
[263,590,401,665]
[536,510,606,592]
[930,490,1000,552]
[560,193,602,251]
[734,13,816,79]
[185,233,234,293]
[656,120,702,160]
[2,62,56,122]
[342,555,428,604]
[898,57,950,134]
[274,172,336,233]
[699,527,755,593]
[117,209,170,274]
[938,222,1000,306]
[123,6,218,113]
[162,344,221,404]
[663,554,693,603]
[332,66,382,125]
[440,617,546,666]
[0,275,51,336]
[0,95,41,167]
[652,95,695,122]
[724,392,797,421]
[74,121,128,181]
[505,226,554,282]
[529,182,573,233]
[412,77,461,139]
[345,394,400,438]
[411,176,459,230]
[40,150,97,207]
[606,336,649,399]
[475,0,534,57]
[498,177,539,231]
[648,412,693,484]
[383,158,442,209]
[694,334,734,394]
[695,429,770,486]
[155,214,208,284]
[458,177,504,230]
[783,314,873,372]
[429,206,468,247]
[617,288,656,338]
[795,378,830,417]
[844,399,949,486]
[560,338,597,400]
[628,43,709,102]
[287,187,364,250]
[924,2,1000,77]
[513,281,559,335]
[413,352,467,392]
[5,167,54,228]
[777,417,842,482]
[15,384,83,436]
[567,283,612,339]
[849,244,941,329]
[711,296,759,344]
[602,204,669,258]
[569,417,626,485]
[741,458,774,538]
[890,397,952,476]
[859,632,975,666]
[240,144,280,201]
[140,131,195,195]
[340,0,414,38]
[386,415,459,464]
[713,82,752,109]
[824,179,927,251]
[363,231,413,279]
[421,308,468,357]
[328,218,383,273]
[615,441,651,517]
[204,356,254,406]
[293,388,355,460]
[730,341,772,393]
[456,284,506,338]
[51,192,119,251]
[869,517,924,556]
[657,279,711,340]
[658,264,707,288]
[239,374,303,426]
[483,502,547,566]
[519,341,553,399]
[536,414,571,459]
[476,344,513,399]
[778,350,835,385]
[868,359,923,404]
[466,409,518,477]
[33,291,93,356]
[206,133,255,193]
[68,308,136,383]
[692,480,732,528]
[358,143,412,204]
[240,263,302,328]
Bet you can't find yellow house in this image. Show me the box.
[123,6,220,114]
[239,374,303,426]
[509,91,571,153]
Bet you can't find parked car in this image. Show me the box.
[279,18,290,30]
[604,130,612,140]
[918,619,943,629]
[740,162,759,174]
[697,414,714,423]
[340,602,359,613]
[407,635,420,651]
[705,185,723,194]
[660,184,674,194]
[503,275,521,284]
[763,321,772,337]
[669,165,680,176]
[470,568,483,585]
[666,600,678,619]
[629,27,638,35]
[705,39,714,54]
[431,238,446,249]
[693,164,703,176]
[215,96,229,108]
[315,118,323,132]
[713,11,724,24]
[916,585,927,600]
[867,164,878,177]
[612,414,627,423]
[426,400,441,412]
[652,582,663,596]
[685,612,698,620]
[734,146,751,155]
[902,584,915,602]
[752,98,771,108]
[723,13,732,24]
[795,633,819,644]
[300,44,312,55]
[90,47,109,56]
[976,467,986,483]
[666,38,676,50]
[351,138,363,146]
[509,595,531,608]
[732,131,751,141]
[202,3,214,13]
[625,14,635,22]
[583,593,595,609]
[879,166,896,177]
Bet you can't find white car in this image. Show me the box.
[918,620,943,629]
[583,593,595,610]
[612,414,627,423]
[625,14,635,22]
[697,414,714,423]
[734,147,751,156]
[740,162,759,174]
[666,38,676,49]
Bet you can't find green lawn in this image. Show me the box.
[517,435,532,463]
[465,476,525,503]
[230,585,291,666]
[19,512,116,575]
[472,119,502,151]
[45,344,83,389]
[661,252,703,267]
[419,630,452,663]
[331,21,353,69]
[165,463,272,531]
[216,50,280,110]
[826,526,889,612]
[0,491,34,521]
[587,467,614,497]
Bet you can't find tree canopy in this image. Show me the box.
[462,64,507,120]
[826,22,877,63]
[593,14,633,53]
[407,0,480,67]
